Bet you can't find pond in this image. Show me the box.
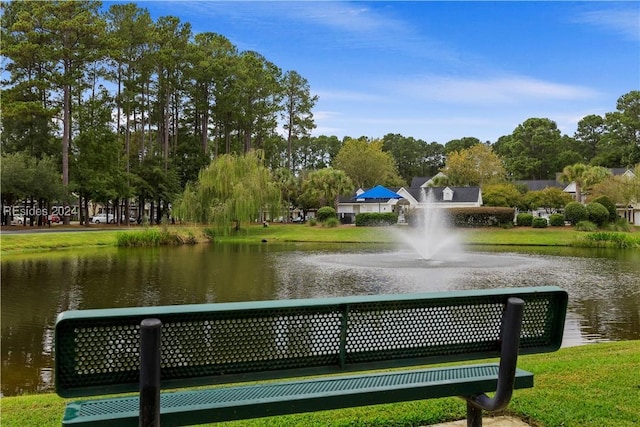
[1,242,639,397]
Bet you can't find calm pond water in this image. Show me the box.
[1,242,639,397]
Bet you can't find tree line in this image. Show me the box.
[2,1,639,226]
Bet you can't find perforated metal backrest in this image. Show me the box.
[55,286,567,398]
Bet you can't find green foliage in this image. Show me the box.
[321,217,340,228]
[586,202,609,226]
[382,133,443,184]
[564,201,588,225]
[559,163,612,203]
[494,118,567,180]
[202,227,216,239]
[442,144,505,186]
[526,187,572,213]
[0,152,64,206]
[355,212,398,226]
[448,207,515,227]
[482,183,524,208]
[605,218,631,232]
[580,232,640,248]
[549,213,565,226]
[115,228,200,246]
[589,195,617,221]
[172,151,281,235]
[282,70,318,171]
[316,206,337,222]
[301,169,353,210]
[307,218,318,227]
[531,217,548,228]
[516,213,533,226]
[334,137,405,188]
[575,220,598,231]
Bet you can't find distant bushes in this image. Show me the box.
[586,202,609,226]
[532,217,548,228]
[448,207,515,227]
[516,213,533,226]
[563,199,624,230]
[564,202,588,225]
[355,212,398,226]
[549,213,565,227]
[590,196,617,222]
[575,221,598,232]
[316,206,337,222]
[322,217,340,227]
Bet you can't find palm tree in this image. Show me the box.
[560,163,611,203]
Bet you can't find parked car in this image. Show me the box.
[49,214,60,223]
[122,215,137,224]
[10,216,26,225]
[91,214,114,224]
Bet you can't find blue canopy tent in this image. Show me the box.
[357,185,403,213]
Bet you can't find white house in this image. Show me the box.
[337,177,482,224]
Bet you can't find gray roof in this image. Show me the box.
[610,168,629,176]
[410,177,431,188]
[515,180,564,191]
[406,186,480,203]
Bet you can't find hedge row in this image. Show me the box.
[447,207,515,227]
[355,212,398,226]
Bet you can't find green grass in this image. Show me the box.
[1,341,638,426]
[1,223,638,255]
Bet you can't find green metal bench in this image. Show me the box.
[55,286,568,427]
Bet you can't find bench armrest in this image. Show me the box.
[466,297,524,412]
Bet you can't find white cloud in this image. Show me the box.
[390,75,600,105]
[574,7,640,41]
[315,89,386,103]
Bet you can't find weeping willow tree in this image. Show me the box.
[173,150,281,235]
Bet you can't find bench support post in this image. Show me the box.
[466,401,483,427]
[463,297,525,424]
[140,318,162,427]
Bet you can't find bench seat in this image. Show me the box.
[63,363,534,427]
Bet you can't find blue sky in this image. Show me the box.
[118,1,639,144]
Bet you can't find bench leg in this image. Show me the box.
[466,401,483,427]
[140,318,162,427]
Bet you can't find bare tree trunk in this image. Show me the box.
[62,82,71,225]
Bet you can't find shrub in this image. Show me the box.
[575,220,597,232]
[605,218,631,232]
[316,206,336,222]
[322,217,340,228]
[586,202,609,226]
[355,212,398,226]
[307,218,317,227]
[532,217,548,228]
[564,202,587,225]
[590,195,617,221]
[549,213,565,227]
[516,213,533,226]
[448,207,515,227]
[203,228,216,239]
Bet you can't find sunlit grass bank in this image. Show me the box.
[1,223,638,255]
[115,227,207,246]
[1,341,638,427]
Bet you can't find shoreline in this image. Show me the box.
[2,223,639,256]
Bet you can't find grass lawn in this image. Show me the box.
[3,223,638,255]
[1,341,638,426]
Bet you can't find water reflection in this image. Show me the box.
[1,243,639,396]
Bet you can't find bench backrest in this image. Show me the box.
[55,286,567,398]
